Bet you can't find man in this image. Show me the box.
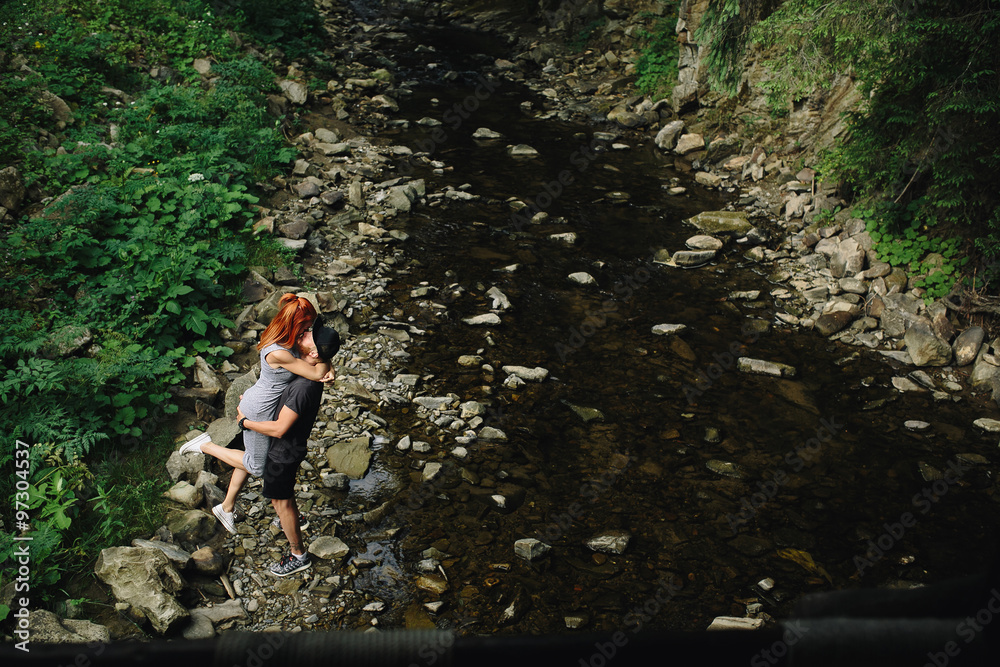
[180,318,340,577]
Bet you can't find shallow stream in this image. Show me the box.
[328,6,998,634]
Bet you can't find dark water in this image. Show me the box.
[334,5,999,634]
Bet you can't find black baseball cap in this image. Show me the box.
[311,314,341,361]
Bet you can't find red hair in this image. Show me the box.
[257,293,317,351]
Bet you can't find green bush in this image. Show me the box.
[0,0,313,610]
[697,0,1000,289]
[635,14,680,101]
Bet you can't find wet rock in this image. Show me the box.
[708,616,764,630]
[325,436,373,479]
[131,539,191,568]
[672,250,716,267]
[415,575,448,596]
[514,538,551,561]
[652,323,687,336]
[954,327,985,366]
[322,471,350,490]
[473,127,504,139]
[565,613,589,630]
[909,370,937,390]
[685,211,752,236]
[607,107,646,128]
[675,133,705,155]
[973,418,1000,433]
[479,426,508,441]
[166,449,206,483]
[164,481,201,509]
[905,420,931,431]
[904,322,952,366]
[191,546,225,576]
[508,144,539,157]
[487,286,512,310]
[585,531,630,555]
[918,461,944,482]
[27,610,110,644]
[94,547,188,634]
[562,401,605,423]
[654,120,685,151]
[707,460,743,479]
[503,366,549,382]
[892,377,925,392]
[695,172,722,188]
[568,271,596,285]
[423,462,443,482]
[167,510,216,544]
[550,232,578,245]
[736,358,797,377]
[309,536,350,560]
[814,311,855,336]
[686,235,723,251]
[499,586,530,625]
[460,401,486,419]
[463,313,501,326]
[414,396,457,411]
[970,346,1000,390]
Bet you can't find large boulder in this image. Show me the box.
[953,326,985,367]
[904,322,952,366]
[166,509,216,544]
[0,166,26,211]
[325,435,372,479]
[654,120,685,151]
[94,547,188,634]
[684,211,752,236]
[28,610,109,644]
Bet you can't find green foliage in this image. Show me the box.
[695,0,781,95]
[859,205,969,301]
[697,0,1000,290]
[0,0,316,607]
[635,13,680,101]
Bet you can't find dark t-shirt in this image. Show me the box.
[267,375,322,465]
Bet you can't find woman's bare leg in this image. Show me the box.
[201,442,249,513]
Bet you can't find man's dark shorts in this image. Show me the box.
[260,376,320,500]
[262,457,300,500]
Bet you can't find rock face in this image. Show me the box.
[94,547,188,634]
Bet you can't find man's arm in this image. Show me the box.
[237,404,299,438]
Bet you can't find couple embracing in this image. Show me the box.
[180,294,339,577]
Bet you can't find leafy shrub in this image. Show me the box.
[635,15,679,101]
[0,0,311,608]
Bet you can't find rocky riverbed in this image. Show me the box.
[35,0,1000,645]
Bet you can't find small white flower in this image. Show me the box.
[188,173,205,182]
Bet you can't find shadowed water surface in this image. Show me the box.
[332,8,999,634]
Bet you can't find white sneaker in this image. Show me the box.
[179,432,211,455]
[212,504,237,535]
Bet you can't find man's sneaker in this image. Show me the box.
[212,504,237,535]
[269,552,311,577]
[271,514,309,531]
[179,432,211,455]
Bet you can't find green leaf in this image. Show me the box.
[165,300,181,314]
